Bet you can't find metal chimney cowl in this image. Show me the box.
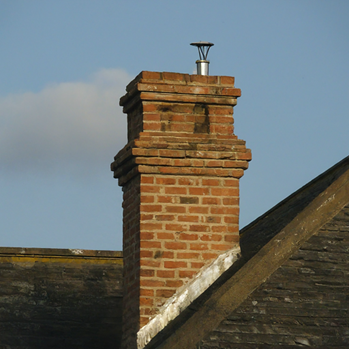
[190,41,214,76]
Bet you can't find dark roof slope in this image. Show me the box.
[0,247,123,349]
[199,203,349,348]
[240,156,349,260]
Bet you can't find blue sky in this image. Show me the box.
[0,1,348,251]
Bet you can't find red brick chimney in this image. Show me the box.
[111,71,251,348]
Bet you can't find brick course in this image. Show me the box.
[111,71,251,349]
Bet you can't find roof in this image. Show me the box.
[141,156,349,349]
[0,247,124,349]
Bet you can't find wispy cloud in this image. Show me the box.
[0,68,131,176]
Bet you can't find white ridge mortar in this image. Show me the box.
[137,246,241,349]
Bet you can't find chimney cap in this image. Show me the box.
[190,41,214,61]
[190,41,214,76]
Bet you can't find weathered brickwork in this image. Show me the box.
[0,247,123,349]
[199,204,349,348]
[139,174,240,318]
[111,71,251,347]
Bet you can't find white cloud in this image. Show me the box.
[0,68,132,175]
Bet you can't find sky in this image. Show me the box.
[0,1,348,251]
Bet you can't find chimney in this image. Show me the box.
[111,71,251,348]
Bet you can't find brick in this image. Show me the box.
[157,232,174,240]
[141,71,162,80]
[220,76,235,85]
[189,225,210,232]
[202,252,219,259]
[140,289,154,297]
[141,205,162,212]
[158,196,175,203]
[140,279,165,287]
[179,270,197,278]
[143,122,162,131]
[224,216,239,224]
[211,188,239,196]
[202,197,221,205]
[227,225,239,233]
[208,106,234,115]
[202,178,221,186]
[139,259,161,268]
[210,244,233,251]
[132,148,159,157]
[189,187,209,195]
[178,177,200,185]
[162,72,185,81]
[165,206,186,213]
[165,223,187,232]
[210,124,233,134]
[180,197,198,204]
[156,289,176,298]
[160,114,186,122]
[142,103,157,112]
[155,177,176,185]
[206,160,224,167]
[160,251,174,259]
[141,195,155,203]
[157,270,175,278]
[141,214,153,221]
[159,149,185,158]
[210,116,234,123]
[223,197,239,205]
[140,250,153,258]
[179,233,198,241]
[166,280,184,288]
[165,187,187,195]
[200,234,222,242]
[164,241,187,250]
[141,176,154,184]
[170,123,194,132]
[189,206,209,214]
[143,113,161,121]
[141,185,161,193]
[164,261,187,268]
[176,252,200,259]
[140,232,154,240]
[205,216,221,223]
[190,243,210,251]
[173,159,192,167]
[140,241,161,249]
[140,223,162,230]
[178,215,199,222]
[155,214,175,221]
[224,234,239,243]
[210,207,239,215]
[223,178,239,187]
[191,262,206,269]
[139,297,153,306]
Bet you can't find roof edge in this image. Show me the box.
[240,155,349,259]
[0,246,123,259]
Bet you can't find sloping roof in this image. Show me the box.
[142,156,349,349]
[0,247,123,349]
[199,202,349,348]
